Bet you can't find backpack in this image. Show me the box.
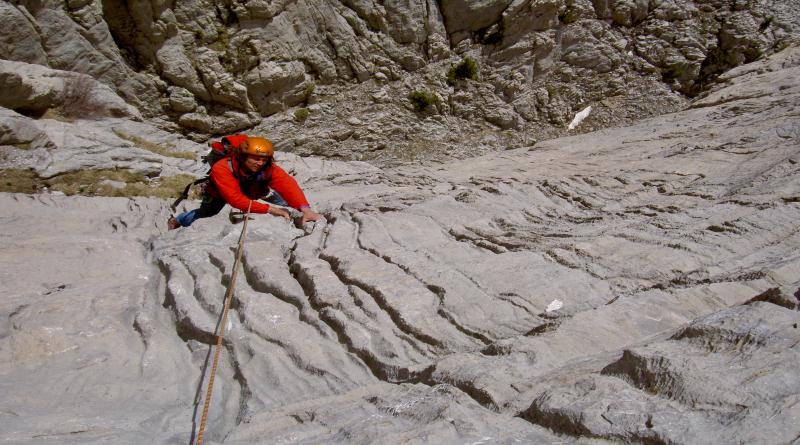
[202,134,249,170]
[170,134,248,211]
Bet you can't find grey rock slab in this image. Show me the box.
[290,252,437,381]
[320,211,482,352]
[0,59,61,112]
[156,36,210,101]
[7,117,207,178]
[153,214,379,438]
[0,107,53,150]
[521,301,800,444]
[167,86,198,113]
[692,44,800,108]
[2,45,800,444]
[0,2,48,65]
[224,382,562,445]
[0,193,196,443]
[177,109,261,134]
[428,280,771,411]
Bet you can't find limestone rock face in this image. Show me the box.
[4,0,796,144]
[21,1,163,113]
[167,86,197,113]
[0,2,48,65]
[0,108,53,150]
[178,109,261,135]
[245,61,312,115]
[0,194,197,444]
[524,302,800,444]
[156,36,210,102]
[440,0,514,42]
[0,105,204,180]
[1,45,798,444]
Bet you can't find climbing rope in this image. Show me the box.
[195,200,253,445]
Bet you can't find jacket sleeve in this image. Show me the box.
[210,161,271,214]
[269,164,310,210]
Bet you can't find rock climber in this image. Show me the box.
[168,136,321,229]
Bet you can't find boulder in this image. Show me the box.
[560,21,624,73]
[440,0,514,41]
[0,59,141,119]
[178,109,261,134]
[609,0,650,26]
[245,61,311,116]
[167,86,197,113]
[193,48,253,110]
[0,107,53,149]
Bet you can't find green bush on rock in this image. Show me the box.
[408,90,438,112]
[447,56,478,85]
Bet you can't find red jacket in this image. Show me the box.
[208,157,309,214]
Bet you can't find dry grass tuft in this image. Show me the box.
[0,168,198,198]
[112,128,196,159]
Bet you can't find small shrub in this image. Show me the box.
[705,46,729,68]
[743,46,763,63]
[759,16,773,32]
[545,85,559,99]
[661,64,685,83]
[408,90,437,112]
[57,75,99,120]
[304,83,316,97]
[559,1,578,24]
[294,108,310,121]
[446,56,478,85]
[209,26,231,52]
[559,8,578,24]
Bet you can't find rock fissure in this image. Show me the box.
[318,252,444,349]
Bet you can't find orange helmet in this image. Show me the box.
[239,137,274,157]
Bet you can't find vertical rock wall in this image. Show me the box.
[2,0,796,139]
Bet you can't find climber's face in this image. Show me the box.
[243,155,270,173]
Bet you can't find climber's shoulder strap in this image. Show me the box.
[170,176,210,211]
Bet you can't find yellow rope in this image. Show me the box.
[195,200,253,445]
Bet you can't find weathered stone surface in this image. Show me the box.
[29,3,162,113]
[155,36,210,101]
[167,86,197,113]
[0,194,196,444]
[245,61,311,115]
[0,61,57,113]
[0,108,53,150]
[0,113,204,179]
[2,46,799,443]
[560,21,625,73]
[0,2,48,65]
[0,59,142,119]
[521,302,800,444]
[178,110,261,135]
[440,0,513,41]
